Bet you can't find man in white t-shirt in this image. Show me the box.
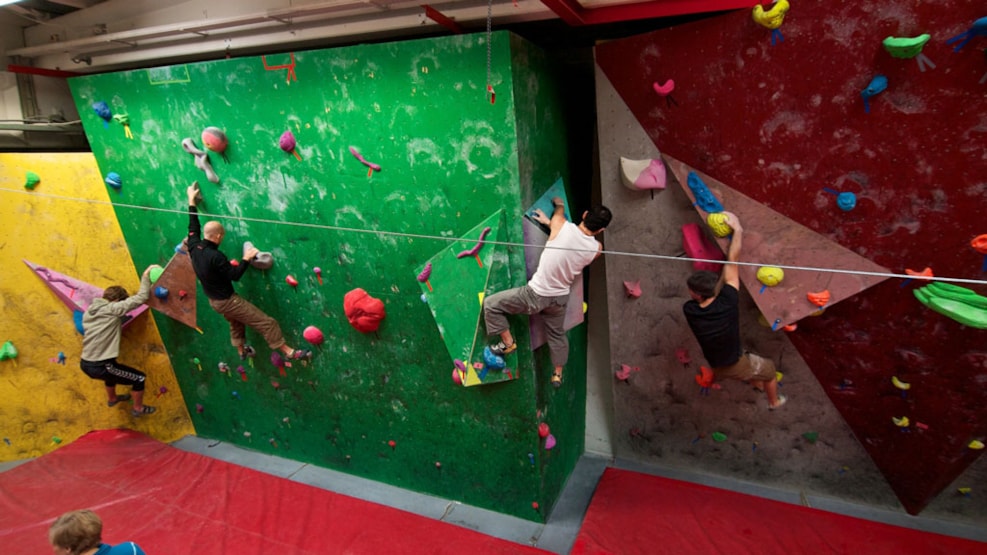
[483,197,611,388]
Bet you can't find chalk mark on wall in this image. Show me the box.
[147,65,191,85]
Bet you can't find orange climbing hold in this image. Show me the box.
[806,290,831,307]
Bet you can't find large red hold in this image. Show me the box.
[343,288,386,333]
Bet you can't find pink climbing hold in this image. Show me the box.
[279,130,302,160]
[615,364,639,381]
[623,280,642,298]
[349,146,382,172]
[456,227,492,259]
[201,127,228,153]
[544,434,557,450]
[285,275,299,288]
[303,325,324,345]
[652,79,675,96]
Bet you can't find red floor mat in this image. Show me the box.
[0,429,549,554]
[572,468,985,555]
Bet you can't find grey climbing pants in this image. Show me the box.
[209,294,286,350]
[483,285,569,367]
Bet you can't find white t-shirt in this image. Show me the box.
[528,221,600,297]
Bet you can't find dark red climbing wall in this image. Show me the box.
[597,2,987,514]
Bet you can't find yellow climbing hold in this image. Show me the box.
[969,440,985,450]
[752,0,790,30]
[706,212,733,238]
[756,266,785,287]
[891,376,911,390]
[892,416,910,428]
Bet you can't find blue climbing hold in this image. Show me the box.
[154,286,169,300]
[945,16,987,52]
[73,310,85,335]
[836,192,857,211]
[861,75,888,113]
[687,172,724,213]
[483,346,506,370]
[105,172,122,190]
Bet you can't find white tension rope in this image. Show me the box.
[6,187,987,287]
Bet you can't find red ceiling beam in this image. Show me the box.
[7,64,82,78]
[539,0,757,26]
[421,5,465,34]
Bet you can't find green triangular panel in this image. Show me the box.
[415,210,516,387]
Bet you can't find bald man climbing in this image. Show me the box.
[186,183,311,363]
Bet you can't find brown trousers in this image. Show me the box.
[208,294,285,350]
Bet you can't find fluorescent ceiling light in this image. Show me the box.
[0,0,25,6]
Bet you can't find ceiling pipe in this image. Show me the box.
[6,64,81,78]
[538,0,757,26]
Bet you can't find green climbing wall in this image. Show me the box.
[68,31,582,520]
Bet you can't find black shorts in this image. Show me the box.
[80,359,146,391]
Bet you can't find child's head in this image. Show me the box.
[49,509,102,555]
[102,286,129,302]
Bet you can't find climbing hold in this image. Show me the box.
[181,138,220,183]
[619,157,666,191]
[195,403,204,413]
[237,366,247,381]
[285,275,298,288]
[711,432,727,442]
[51,436,62,445]
[802,432,819,444]
[957,487,973,497]
[695,366,714,393]
[105,172,122,190]
[343,288,386,333]
[861,75,888,113]
[451,366,463,385]
[652,80,675,96]
[913,282,987,329]
[971,235,987,271]
[675,348,691,365]
[153,286,169,300]
[91,101,112,126]
[532,502,540,510]
[752,0,789,45]
[279,130,302,160]
[271,352,286,376]
[884,34,936,72]
[148,266,165,284]
[217,362,229,375]
[969,440,985,450]
[891,376,911,390]
[482,346,506,370]
[544,434,556,450]
[892,416,910,428]
[24,171,40,190]
[231,391,240,400]
[945,16,987,52]
[706,212,733,238]
[388,439,396,450]
[687,172,724,213]
[244,241,273,270]
[314,267,323,285]
[806,290,830,307]
[201,127,229,155]
[0,341,18,361]
[623,280,642,298]
[349,146,382,172]
[756,266,785,287]
[538,422,550,438]
[303,325,324,345]
[616,364,639,382]
[681,223,725,272]
[823,187,857,211]
[435,461,442,469]
[456,227,492,259]
[752,0,789,30]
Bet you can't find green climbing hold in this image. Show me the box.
[0,341,17,360]
[914,283,987,329]
[149,266,165,284]
[711,432,727,442]
[802,431,819,444]
[24,171,40,190]
[883,34,931,59]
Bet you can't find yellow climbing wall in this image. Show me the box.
[0,153,193,462]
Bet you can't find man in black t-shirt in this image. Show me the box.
[682,212,786,410]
